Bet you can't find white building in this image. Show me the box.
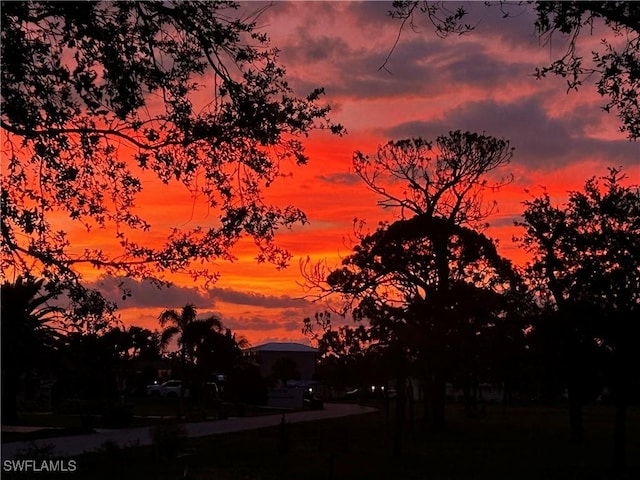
[244,342,318,409]
[244,342,318,381]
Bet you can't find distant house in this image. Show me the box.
[244,342,318,409]
[244,342,318,381]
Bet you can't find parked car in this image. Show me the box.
[146,380,189,398]
[205,381,220,398]
[303,390,324,410]
[344,388,360,400]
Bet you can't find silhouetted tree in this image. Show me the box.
[1,276,63,423]
[159,304,201,369]
[158,303,200,417]
[182,317,246,386]
[199,327,249,376]
[99,326,165,398]
[304,132,521,444]
[101,327,134,361]
[159,305,249,404]
[304,311,381,393]
[517,168,640,469]
[127,326,162,362]
[54,329,129,412]
[1,1,344,323]
[387,1,640,138]
[181,316,224,365]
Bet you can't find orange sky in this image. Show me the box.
[56,2,639,346]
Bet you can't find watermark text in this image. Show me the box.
[3,459,77,473]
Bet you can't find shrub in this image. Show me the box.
[100,405,133,428]
[149,420,186,459]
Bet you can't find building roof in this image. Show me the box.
[249,342,317,353]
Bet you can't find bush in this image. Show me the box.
[55,398,88,414]
[149,420,186,459]
[16,442,55,461]
[101,405,133,428]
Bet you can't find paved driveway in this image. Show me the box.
[1,403,376,459]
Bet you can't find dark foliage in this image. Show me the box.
[517,168,640,467]
[1,1,343,323]
[1,276,63,423]
[303,131,526,443]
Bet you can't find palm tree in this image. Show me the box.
[1,276,64,423]
[159,305,247,410]
[182,320,248,373]
[158,304,202,414]
[128,326,161,361]
[180,317,251,409]
[181,317,224,365]
[158,304,199,369]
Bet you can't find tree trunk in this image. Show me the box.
[407,379,415,435]
[178,347,186,420]
[422,370,447,431]
[393,372,406,457]
[613,396,626,472]
[501,380,512,412]
[2,370,20,425]
[463,379,477,417]
[432,234,449,433]
[384,380,391,433]
[421,374,431,432]
[431,371,446,432]
[612,348,629,472]
[567,383,584,443]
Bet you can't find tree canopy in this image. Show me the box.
[517,168,640,466]
[304,131,523,434]
[1,1,343,320]
[518,168,640,323]
[352,132,514,225]
[1,276,64,423]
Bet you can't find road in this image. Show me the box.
[1,403,376,459]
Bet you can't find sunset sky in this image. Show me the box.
[81,2,639,346]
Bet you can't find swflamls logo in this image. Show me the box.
[3,459,77,473]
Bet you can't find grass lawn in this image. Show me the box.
[2,397,300,443]
[6,402,638,480]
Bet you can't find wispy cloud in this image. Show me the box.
[88,276,311,311]
[385,97,637,169]
[208,287,310,309]
[317,172,360,186]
